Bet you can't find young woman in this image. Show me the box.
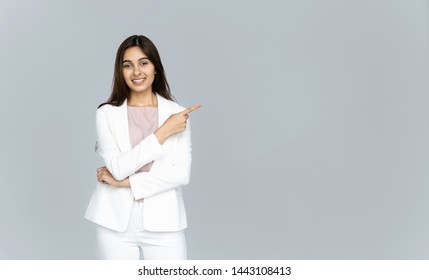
[85,35,200,260]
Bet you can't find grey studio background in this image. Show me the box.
[0,0,428,259]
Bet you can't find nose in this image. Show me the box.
[134,67,141,76]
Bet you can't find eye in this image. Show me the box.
[139,61,149,66]
[122,63,132,68]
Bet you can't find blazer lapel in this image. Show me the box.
[114,100,132,152]
[156,93,172,127]
[152,94,173,170]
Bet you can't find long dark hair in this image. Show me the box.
[98,35,174,108]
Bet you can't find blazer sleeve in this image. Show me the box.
[96,107,165,181]
[128,121,192,199]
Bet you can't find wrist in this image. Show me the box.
[155,126,170,144]
[117,178,130,188]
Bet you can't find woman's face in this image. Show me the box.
[122,46,157,95]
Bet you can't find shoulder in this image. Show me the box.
[96,103,122,115]
[95,103,124,125]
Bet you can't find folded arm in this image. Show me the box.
[95,103,199,193]
[129,122,192,199]
[96,108,165,181]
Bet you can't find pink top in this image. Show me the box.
[127,106,159,173]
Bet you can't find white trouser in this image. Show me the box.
[96,200,187,260]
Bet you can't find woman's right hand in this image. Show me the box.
[97,166,130,188]
[155,104,201,144]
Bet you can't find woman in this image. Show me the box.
[85,35,200,260]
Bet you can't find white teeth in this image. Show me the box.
[133,78,144,83]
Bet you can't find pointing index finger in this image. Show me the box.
[183,104,202,115]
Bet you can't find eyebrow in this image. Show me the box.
[122,57,149,63]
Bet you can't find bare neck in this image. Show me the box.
[128,91,158,107]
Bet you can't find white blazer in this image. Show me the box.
[85,94,191,232]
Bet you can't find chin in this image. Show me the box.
[131,86,152,94]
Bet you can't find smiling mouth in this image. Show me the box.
[132,78,145,84]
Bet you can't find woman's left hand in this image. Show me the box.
[96,166,129,188]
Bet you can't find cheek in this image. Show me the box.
[122,69,130,79]
[122,70,132,83]
[122,71,133,87]
[148,66,156,77]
